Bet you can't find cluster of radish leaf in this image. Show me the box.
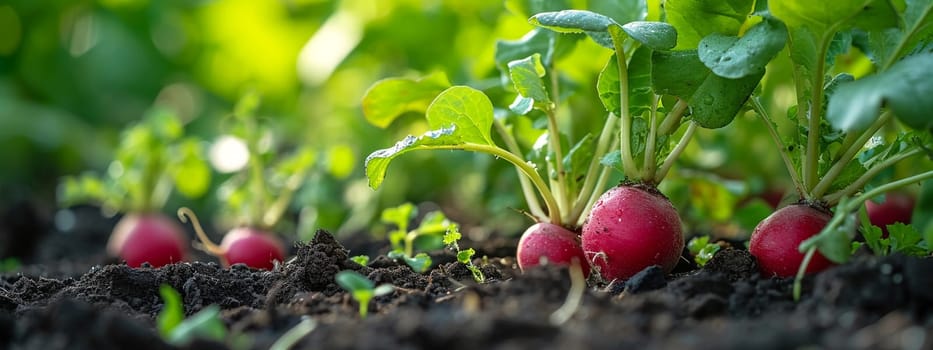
[58,109,210,267]
[379,202,458,272]
[715,0,933,295]
[362,0,794,281]
[178,93,315,270]
[59,108,210,215]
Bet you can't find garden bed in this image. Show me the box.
[2,209,931,350]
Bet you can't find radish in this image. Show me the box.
[107,213,189,268]
[177,208,285,269]
[581,185,684,281]
[866,192,915,236]
[749,204,835,277]
[516,222,589,276]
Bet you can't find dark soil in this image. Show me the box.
[2,208,932,350]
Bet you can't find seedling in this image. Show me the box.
[442,225,485,283]
[157,284,229,346]
[350,255,370,266]
[687,236,721,267]
[178,93,316,269]
[59,109,210,267]
[335,270,394,318]
[362,2,773,281]
[728,1,933,281]
[380,203,458,272]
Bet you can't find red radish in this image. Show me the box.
[177,208,285,269]
[866,192,915,236]
[107,213,189,268]
[581,185,684,281]
[516,222,589,276]
[749,204,835,277]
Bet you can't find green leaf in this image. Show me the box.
[826,53,933,132]
[562,133,595,194]
[597,47,653,117]
[652,50,763,128]
[530,10,617,33]
[509,95,535,115]
[416,211,453,234]
[157,285,184,338]
[589,0,648,25]
[887,223,927,256]
[495,28,577,76]
[381,203,416,232]
[406,253,433,273]
[336,270,375,292]
[166,306,226,346]
[620,21,678,50]
[698,18,788,79]
[442,228,461,246]
[687,235,711,255]
[425,86,496,145]
[664,0,754,49]
[361,73,451,128]
[600,150,625,173]
[457,248,476,264]
[508,54,551,104]
[171,139,211,199]
[350,255,370,266]
[365,127,461,189]
[770,0,883,34]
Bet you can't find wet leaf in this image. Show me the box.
[698,18,788,79]
[362,73,451,128]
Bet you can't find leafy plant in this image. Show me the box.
[157,285,229,346]
[380,202,458,272]
[0,258,20,273]
[363,1,773,281]
[335,270,394,318]
[179,93,316,269]
[717,0,933,287]
[442,225,485,283]
[58,108,210,267]
[687,235,721,267]
[350,255,370,266]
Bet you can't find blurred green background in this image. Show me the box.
[0,0,817,244]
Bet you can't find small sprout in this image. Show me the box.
[687,235,721,267]
[350,255,370,266]
[380,202,457,272]
[443,225,485,283]
[157,284,227,346]
[269,317,317,350]
[335,270,394,318]
[858,207,932,257]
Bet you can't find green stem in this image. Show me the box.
[493,119,547,220]
[418,143,561,225]
[803,32,833,197]
[569,114,617,224]
[882,4,933,71]
[810,112,893,199]
[658,99,689,136]
[545,107,570,217]
[825,148,923,204]
[751,97,805,197]
[578,137,620,227]
[654,122,697,184]
[611,33,638,177]
[792,246,818,301]
[263,164,311,229]
[642,94,661,181]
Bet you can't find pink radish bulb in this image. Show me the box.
[581,185,684,281]
[516,222,589,276]
[220,227,286,269]
[107,213,189,268]
[866,192,915,237]
[749,204,835,277]
[178,208,285,269]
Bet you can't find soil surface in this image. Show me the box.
[2,208,932,350]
